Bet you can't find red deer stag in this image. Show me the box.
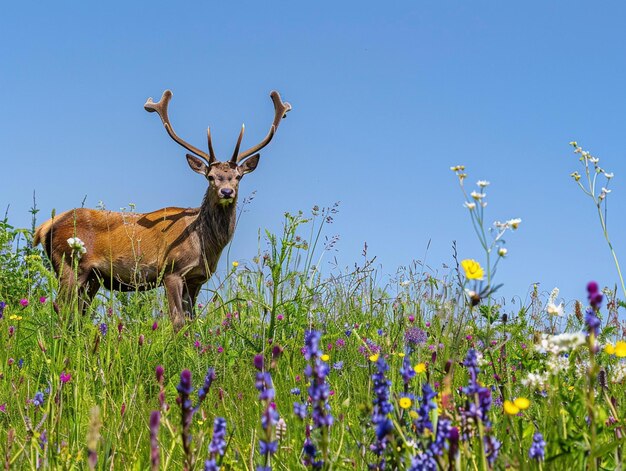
[34,89,291,330]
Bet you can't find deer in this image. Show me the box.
[33,89,291,330]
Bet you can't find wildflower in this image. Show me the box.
[177,370,195,468]
[546,302,564,317]
[19,299,28,307]
[605,343,616,355]
[371,356,393,461]
[369,353,379,362]
[477,180,490,187]
[60,372,71,384]
[207,417,227,461]
[504,400,519,415]
[405,327,427,346]
[152,321,158,331]
[587,281,603,311]
[277,314,284,321]
[615,341,626,357]
[321,354,330,362]
[506,218,522,229]
[39,297,47,304]
[414,363,427,374]
[99,323,108,337]
[470,191,486,200]
[254,354,264,371]
[0,301,5,318]
[400,355,416,386]
[461,259,484,280]
[232,261,239,268]
[464,201,476,210]
[332,361,344,370]
[528,432,546,461]
[498,247,508,257]
[399,397,412,409]
[33,391,45,408]
[197,368,216,405]
[149,411,160,470]
[514,397,530,410]
[67,237,87,257]
[585,308,601,337]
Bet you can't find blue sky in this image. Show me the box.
[2,2,626,307]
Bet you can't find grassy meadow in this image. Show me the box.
[1,145,626,470]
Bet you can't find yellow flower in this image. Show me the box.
[321,354,330,362]
[615,340,626,357]
[399,397,412,409]
[398,353,406,358]
[461,259,484,280]
[409,410,418,419]
[513,397,530,410]
[232,261,239,268]
[369,354,379,362]
[605,343,616,355]
[503,400,520,415]
[414,363,427,374]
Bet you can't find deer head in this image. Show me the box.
[144,90,291,205]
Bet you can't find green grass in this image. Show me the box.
[1,201,625,470]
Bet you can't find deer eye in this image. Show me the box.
[207,175,214,181]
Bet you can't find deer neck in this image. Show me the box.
[196,189,238,256]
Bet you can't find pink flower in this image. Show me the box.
[19,299,28,307]
[277,314,284,321]
[425,321,431,327]
[60,371,71,384]
[0,404,6,413]
[217,346,224,353]
[39,296,47,304]
[152,321,158,331]
[408,315,415,323]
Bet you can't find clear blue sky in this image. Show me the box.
[2,2,626,307]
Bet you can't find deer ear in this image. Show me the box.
[240,153,260,175]
[186,154,208,176]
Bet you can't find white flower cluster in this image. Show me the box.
[67,237,87,258]
[546,355,569,374]
[521,371,549,390]
[536,332,586,355]
[546,287,564,317]
[612,363,626,384]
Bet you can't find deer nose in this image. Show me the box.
[220,188,234,198]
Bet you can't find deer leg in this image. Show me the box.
[182,283,202,319]
[78,275,100,316]
[164,275,185,331]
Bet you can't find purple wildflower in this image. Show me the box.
[99,323,108,337]
[60,372,71,384]
[405,327,427,346]
[197,368,216,405]
[32,391,45,408]
[414,383,437,434]
[370,356,393,463]
[587,281,603,310]
[0,301,5,319]
[150,411,160,470]
[177,369,194,468]
[400,355,416,389]
[207,417,227,459]
[484,434,501,466]
[528,432,546,461]
[409,452,437,470]
[585,307,601,337]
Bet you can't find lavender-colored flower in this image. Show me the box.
[255,372,275,401]
[484,434,501,466]
[400,355,416,388]
[33,391,45,408]
[304,332,333,429]
[405,327,427,346]
[99,323,108,337]
[430,418,452,456]
[414,383,437,434]
[409,452,437,470]
[149,411,160,470]
[304,330,321,360]
[208,417,227,457]
[0,301,5,319]
[332,361,344,371]
[294,402,307,419]
[585,308,601,337]
[587,281,603,310]
[177,369,194,465]
[197,368,216,405]
[461,349,494,436]
[370,356,393,461]
[155,365,164,384]
[528,432,546,461]
[290,388,301,395]
[254,354,264,371]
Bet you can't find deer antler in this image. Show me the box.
[144,90,214,164]
[234,90,291,163]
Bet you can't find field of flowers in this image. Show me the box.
[1,144,625,470]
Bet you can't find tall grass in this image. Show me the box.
[0,153,625,469]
